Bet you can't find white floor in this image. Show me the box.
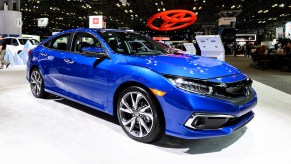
[1,68,291,164]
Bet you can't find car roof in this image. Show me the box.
[61,28,135,34]
[4,37,34,39]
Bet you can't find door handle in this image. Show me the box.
[64,58,74,64]
[40,52,47,57]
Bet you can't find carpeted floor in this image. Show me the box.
[226,55,291,95]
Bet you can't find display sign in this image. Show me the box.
[276,27,283,39]
[89,15,103,28]
[119,0,127,6]
[37,18,49,27]
[147,10,197,31]
[218,17,236,26]
[236,34,256,41]
[196,35,225,61]
[183,43,196,54]
[153,37,170,41]
[285,22,291,39]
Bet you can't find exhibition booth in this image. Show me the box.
[1,0,291,163]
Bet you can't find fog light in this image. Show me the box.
[191,117,206,129]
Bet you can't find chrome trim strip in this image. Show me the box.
[184,113,235,129]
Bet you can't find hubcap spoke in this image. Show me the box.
[129,118,136,132]
[130,93,136,110]
[135,92,143,109]
[36,84,40,95]
[32,85,36,93]
[139,105,150,112]
[123,117,136,126]
[139,118,150,133]
[138,118,143,137]
[139,112,153,122]
[119,107,133,114]
[121,99,133,113]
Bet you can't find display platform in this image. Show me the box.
[0,69,291,164]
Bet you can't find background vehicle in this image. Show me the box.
[4,37,39,54]
[26,28,257,143]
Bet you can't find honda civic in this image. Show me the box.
[26,28,257,143]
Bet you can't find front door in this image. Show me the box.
[62,32,110,112]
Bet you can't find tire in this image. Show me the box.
[117,86,164,143]
[30,68,48,98]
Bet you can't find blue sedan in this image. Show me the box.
[26,28,257,143]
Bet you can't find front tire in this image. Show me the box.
[117,86,164,143]
[30,68,47,98]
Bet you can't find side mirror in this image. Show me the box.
[81,47,108,58]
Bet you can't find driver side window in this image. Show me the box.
[72,33,101,53]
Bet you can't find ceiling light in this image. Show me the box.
[279,4,284,7]
[272,4,278,7]
[125,10,128,13]
[129,9,133,13]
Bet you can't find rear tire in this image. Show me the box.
[30,68,48,98]
[117,86,164,143]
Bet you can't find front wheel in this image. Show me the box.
[117,86,164,143]
[30,68,48,98]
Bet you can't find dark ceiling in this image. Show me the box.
[20,0,291,37]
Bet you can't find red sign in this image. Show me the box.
[153,37,170,41]
[93,18,99,25]
[147,10,197,31]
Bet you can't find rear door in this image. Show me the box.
[38,33,72,94]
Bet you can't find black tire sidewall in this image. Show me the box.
[117,86,162,143]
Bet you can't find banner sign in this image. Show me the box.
[89,15,103,28]
[218,17,236,26]
[38,18,49,27]
[285,22,291,39]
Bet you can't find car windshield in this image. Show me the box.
[18,39,40,45]
[98,31,168,56]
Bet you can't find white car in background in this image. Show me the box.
[3,37,39,54]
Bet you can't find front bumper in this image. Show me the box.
[157,87,257,139]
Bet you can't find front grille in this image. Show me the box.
[213,78,253,98]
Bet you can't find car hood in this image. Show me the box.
[126,54,240,79]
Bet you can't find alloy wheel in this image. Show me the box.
[118,91,154,138]
[30,70,42,96]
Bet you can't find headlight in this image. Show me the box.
[167,77,213,95]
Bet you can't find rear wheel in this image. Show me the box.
[30,68,48,98]
[117,86,163,143]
